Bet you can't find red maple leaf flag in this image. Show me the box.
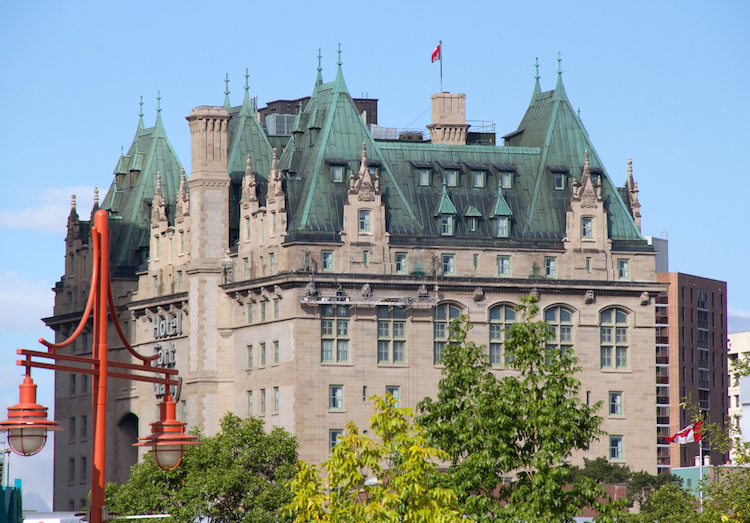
[431,44,441,63]
[665,421,702,444]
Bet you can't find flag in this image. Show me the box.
[666,421,702,444]
[431,44,441,63]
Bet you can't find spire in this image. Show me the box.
[67,194,79,232]
[266,148,284,204]
[154,91,165,135]
[553,52,568,101]
[533,57,541,96]
[490,180,513,218]
[176,166,190,222]
[151,171,167,226]
[240,68,253,117]
[138,96,145,130]
[334,44,349,93]
[626,156,634,189]
[223,73,231,109]
[348,142,378,201]
[434,179,457,216]
[316,48,323,86]
[241,154,258,208]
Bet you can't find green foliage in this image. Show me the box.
[699,467,750,523]
[417,295,625,522]
[285,395,463,523]
[619,483,697,523]
[106,413,298,523]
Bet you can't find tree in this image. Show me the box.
[417,295,624,522]
[285,395,463,523]
[106,413,298,523]
[618,483,697,523]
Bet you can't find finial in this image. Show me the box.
[534,57,540,81]
[557,52,562,75]
[121,145,124,155]
[138,96,144,118]
[224,73,230,96]
[337,43,342,67]
[156,91,161,113]
[71,194,76,209]
[584,149,590,169]
[244,68,249,91]
[361,142,367,158]
[246,153,251,169]
[156,171,162,191]
[577,108,581,118]
[317,49,322,73]
[628,156,633,170]
[94,187,99,205]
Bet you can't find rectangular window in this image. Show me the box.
[329,429,343,451]
[68,458,75,484]
[70,375,77,397]
[260,389,266,414]
[247,391,253,417]
[363,250,369,267]
[497,256,510,275]
[473,254,479,270]
[496,217,509,237]
[273,340,279,364]
[260,343,266,366]
[81,415,88,441]
[261,301,266,322]
[69,417,76,442]
[269,253,275,275]
[329,385,344,410]
[440,215,453,235]
[82,374,89,394]
[321,310,350,363]
[446,170,458,186]
[153,275,158,297]
[545,257,556,277]
[616,347,628,368]
[180,230,185,252]
[601,346,613,368]
[247,303,253,324]
[609,392,623,416]
[332,165,344,182]
[272,213,277,235]
[243,258,248,279]
[155,237,160,258]
[273,299,279,320]
[245,217,251,240]
[359,210,371,232]
[442,254,455,274]
[419,169,430,186]
[586,257,591,273]
[469,217,477,231]
[555,172,565,190]
[582,217,593,238]
[385,386,401,408]
[395,252,407,273]
[247,344,253,367]
[609,436,623,460]
[177,271,183,291]
[81,456,87,482]
[500,171,512,189]
[473,170,485,188]
[322,251,333,271]
[273,387,279,412]
[617,259,630,280]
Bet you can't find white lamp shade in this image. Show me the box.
[9,426,47,456]
[153,444,183,470]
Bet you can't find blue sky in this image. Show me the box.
[1,0,749,511]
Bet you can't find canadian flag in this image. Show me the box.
[666,421,702,444]
[431,44,441,63]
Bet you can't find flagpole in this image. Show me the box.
[698,440,703,511]
[439,40,443,93]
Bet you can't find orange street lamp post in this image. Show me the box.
[0,210,199,523]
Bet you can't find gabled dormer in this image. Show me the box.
[434,180,458,236]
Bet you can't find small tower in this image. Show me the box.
[625,157,642,231]
[426,93,470,145]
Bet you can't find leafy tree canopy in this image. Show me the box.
[106,413,298,523]
[285,395,463,523]
[417,295,625,522]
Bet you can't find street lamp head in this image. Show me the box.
[0,376,62,456]
[135,395,200,470]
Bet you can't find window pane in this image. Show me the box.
[393,341,405,363]
[378,341,390,363]
[600,309,612,324]
[337,340,349,361]
[616,327,627,344]
[601,346,612,367]
[378,321,390,338]
[393,321,405,338]
[321,340,334,361]
[560,326,572,342]
[490,306,502,321]
[545,309,557,322]
[434,323,446,340]
[321,320,334,337]
[560,309,572,322]
[449,305,461,319]
[616,347,628,368]
[489,324,502,341]
[337,320,349,337]
[490,343,502,364]
[601,327,612,343]
[505,308,516,321]
[616,310,628,324]
[434,342,445,364]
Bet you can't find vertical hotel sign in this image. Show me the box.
[152,312,183,400]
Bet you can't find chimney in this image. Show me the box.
[427,93,470,145]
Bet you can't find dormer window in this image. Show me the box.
[468,217,478,231]
[332,165,344,182]
[472,170,485,188]
[359,210,371,232]
[555,173,565,190]
[419,169,430,186]
[582,217,593,238]
[500,172,513,189]
[496,217,509,238]
[446,170,458,187]
[440,215,453,236]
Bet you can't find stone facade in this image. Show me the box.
[48,58,668,510]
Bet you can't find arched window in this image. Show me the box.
[545,306,574,360]
[600,308,629,369]
[434,304,461,364]
[489,304,516,365]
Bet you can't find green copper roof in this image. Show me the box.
[434,181,457,216]
[489,181,512,217]
[463,205,482,218]
[100,112,184,274]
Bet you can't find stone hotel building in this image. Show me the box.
[47,55,667,509]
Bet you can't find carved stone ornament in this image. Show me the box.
[640,291,651,306]
[473,287,484,302]
[417,284,430,298]
[581,190,598,208]
[358,182,375,201]
[585,290,595,304]
[361,283,372,297]
[530,287,540,299]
